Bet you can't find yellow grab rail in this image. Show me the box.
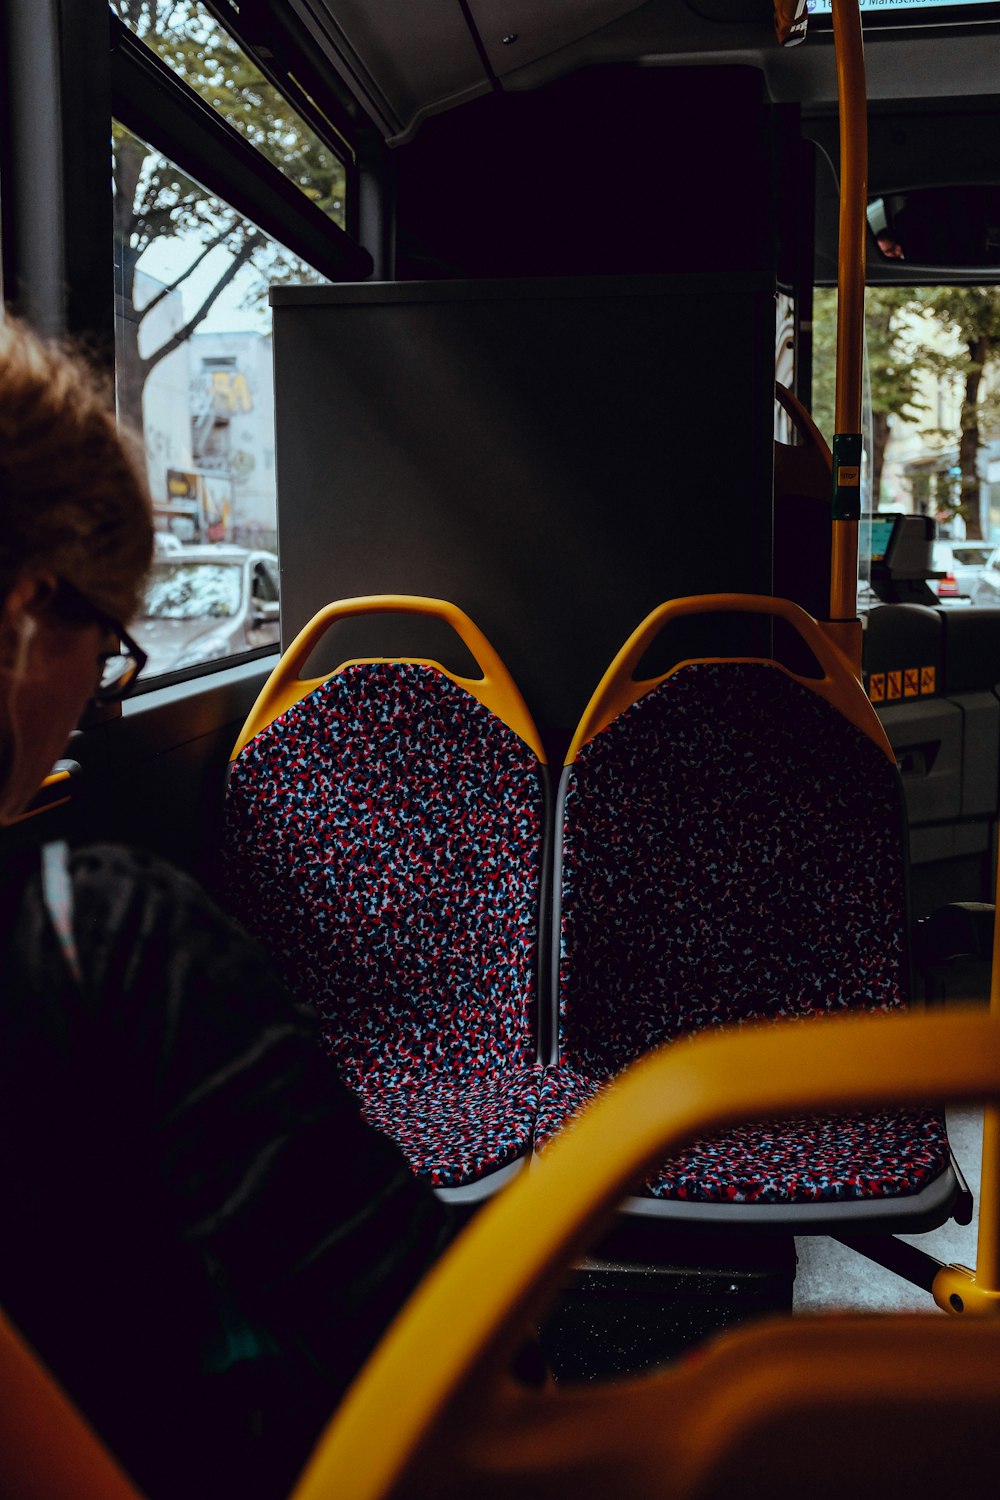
[935,885,1000,1315]
[565,593,893,763]
[292,1007,1000,1500]
[0,1308,143,1500]
[231,595,545,763]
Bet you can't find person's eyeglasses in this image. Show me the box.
[53,578,148,704]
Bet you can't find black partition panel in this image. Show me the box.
[272,276,775,732]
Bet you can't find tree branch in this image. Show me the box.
[139,234,261,379]
[139,229,232,318]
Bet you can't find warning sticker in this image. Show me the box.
[904,668,920,698]
[887,671,902,700]
[921,665,936,694]
[869,673,886,703]
[837,466,861,487]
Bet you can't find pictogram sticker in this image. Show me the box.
[921,665,936,694]
[887,670,902,700]
[904,668,920,698]
[869,673,886,703]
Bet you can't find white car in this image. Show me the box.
[135,546,281,676]
[970,545,1000,606]
[932,541,992,604]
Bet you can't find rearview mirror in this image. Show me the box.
[251,599,280,628]
[867,187,1000,271]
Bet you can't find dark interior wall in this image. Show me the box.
[392,64,778,281]
[272,276,775,735]
[271,63,784,737]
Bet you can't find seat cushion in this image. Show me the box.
[547,661,946,1206]
[535,1061,951,1204]
[354,1062,544,1188]
[534,1059,605,1150]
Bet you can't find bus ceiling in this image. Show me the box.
[215,0,1000,145]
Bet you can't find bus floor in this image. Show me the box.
[538,1110,985,1381]
[538,989,990,1378]
[794,1104,985,1314]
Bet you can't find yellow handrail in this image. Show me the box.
[981,890,1000,1289]
[0,1309,143,1499]
[564,592,892,763]
[292,1009,1000,1500]
[932,893,1000,1316]
[230,595,546,763]
[828,0,868,644]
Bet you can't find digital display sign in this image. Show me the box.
[808,0,996,11]
[868,517,898,564]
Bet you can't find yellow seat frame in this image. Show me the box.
[292,1006,1000,1500]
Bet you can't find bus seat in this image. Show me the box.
[224,597,548,1200]
[536,594,957,1229]
[290,1008,1000,1500]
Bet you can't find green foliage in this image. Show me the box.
[917,287,1000,352]
[981,386,1000,441]
[811,288,836,443]
[812,285,933,507]
[111,0,345,228]
[812,285,1000,527]
[915,286,1000,535]
[811,286,929,446]
[110,0,344,409]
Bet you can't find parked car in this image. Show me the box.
[970,545,1000,606]
[932,541,992,603]
[135,546,281,676]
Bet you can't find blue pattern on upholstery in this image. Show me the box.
[538,662,950,1203]
[224,663,544,1188]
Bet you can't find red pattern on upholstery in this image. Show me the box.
[538,663,950,1204]
[225,663,545,1188]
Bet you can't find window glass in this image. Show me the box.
[138,554,282,674]
[109,0,347,229]
[252,561,279,603]
[814,283,1000,608]
[143,559,243,619]
[114,120,326,677]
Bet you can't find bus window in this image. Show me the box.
[113,122,327,679]
[813,282,1000,603]
[105,0,362,686]
[108,0,347,230]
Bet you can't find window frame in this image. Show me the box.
[110,15,370,284]
[0,0,117,341]
[2,2,374,700]
[106,6,372,695]
[198,0,365,239]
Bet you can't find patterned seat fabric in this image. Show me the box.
[224,662,545,1188]
[538,662,950,1203]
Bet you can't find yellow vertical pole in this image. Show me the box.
[976,901,1000,1290]
[827,0,999,1314]
[827,0,867,675]
[931,893,1000,1313]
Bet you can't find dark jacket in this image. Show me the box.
[0,843,452,1497]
